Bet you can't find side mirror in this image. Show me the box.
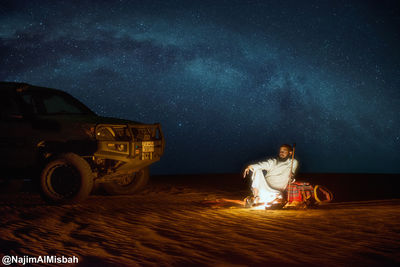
[9,114,24,120]
[0,112,25,121]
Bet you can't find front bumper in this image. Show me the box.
[94,123,165,174]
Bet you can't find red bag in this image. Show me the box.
[287,182,314,203]
[287,181,333,204]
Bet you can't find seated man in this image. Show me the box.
[243,144,298,206]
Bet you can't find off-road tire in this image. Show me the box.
[102,167,149,195]
[40,153,93,204]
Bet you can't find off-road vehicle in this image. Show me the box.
[0,82,165,203]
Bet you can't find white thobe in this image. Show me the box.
[250,157,298,204]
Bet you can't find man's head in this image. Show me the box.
[278,144,293,161]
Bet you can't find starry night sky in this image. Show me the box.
[1,0,399,174]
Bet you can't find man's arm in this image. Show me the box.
[243,159,274,178]
[293,159,299,174]
[290,159,299,179]
[243,165,253,178]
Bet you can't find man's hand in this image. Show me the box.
[289,173,295,183]
[243,166,253,178]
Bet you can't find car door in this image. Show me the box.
[0,89,36,169]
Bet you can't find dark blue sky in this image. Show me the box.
[1,0,399,174]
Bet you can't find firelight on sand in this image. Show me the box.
[252,204,269,210]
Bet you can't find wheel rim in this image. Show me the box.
[46,163,81,199]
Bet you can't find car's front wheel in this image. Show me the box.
[102,167,149,195]
[40,153,93,204]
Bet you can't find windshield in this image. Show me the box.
[19,90,95,116]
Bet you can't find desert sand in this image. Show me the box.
[1,173,399,266]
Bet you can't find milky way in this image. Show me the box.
[1,0,399,174]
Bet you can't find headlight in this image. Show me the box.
[96,126,116,140]
[107,143,128,152]
[96,125,131,141]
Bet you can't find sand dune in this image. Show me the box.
[1,174,399,266]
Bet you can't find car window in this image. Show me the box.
[42,94,85,114]
[0,90,23,119]
[20,91,92,115]
[21,94,39,114]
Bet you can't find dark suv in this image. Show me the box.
[0,82,165,203]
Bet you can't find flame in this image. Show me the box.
[251,197,281,210]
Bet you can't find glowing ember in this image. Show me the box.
[251,203,271,210]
